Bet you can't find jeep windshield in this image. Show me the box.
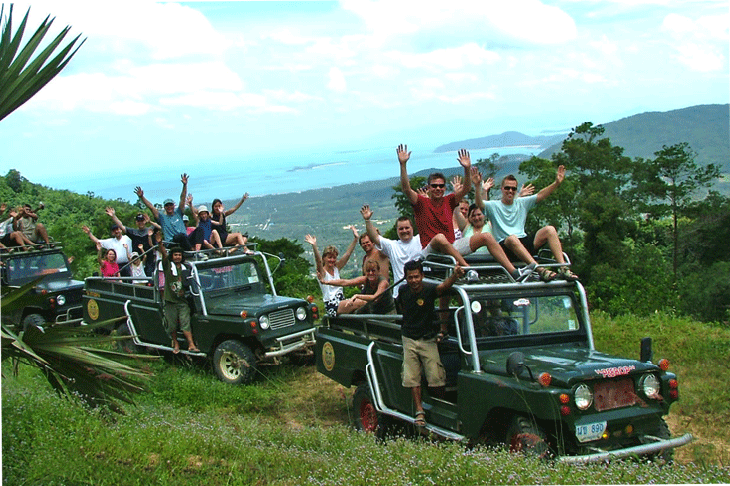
[457,290,587,348]
[196,260,266,295]
[5,252,71,285]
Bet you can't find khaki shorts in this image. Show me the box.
[422,237,473,258]
[164,301,191,333]
[402,335,445,388]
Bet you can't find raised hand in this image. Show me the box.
[349,225,359,239]
[555,165,565,185]
[482,177,495,193]
[457,149,471,168]
[186,194,193,205]
[181,173,189,185]
[470,166,483,185]
[416,186,428,197]
[451,175,463,194]
[105,207,115,217]
[304,234,317,246]
[519,183,535,197]
[81,225,91,235]
[134,186,144,198]
[396,144,411,165]
[360,205,373,220]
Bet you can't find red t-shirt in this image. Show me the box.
[413,193,458,248]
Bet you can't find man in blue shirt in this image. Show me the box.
[135,173,195,251]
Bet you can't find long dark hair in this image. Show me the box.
[212,198,223,216]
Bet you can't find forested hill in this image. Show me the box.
[434,131,566,153]
[538,104,729,171]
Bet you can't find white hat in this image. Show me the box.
[197,205,209,214]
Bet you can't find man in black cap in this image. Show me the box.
[106,207,160,276]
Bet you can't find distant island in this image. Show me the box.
[434,131,567,153]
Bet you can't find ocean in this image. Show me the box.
[54,143,544,206]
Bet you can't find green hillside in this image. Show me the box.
[538,104,729,172]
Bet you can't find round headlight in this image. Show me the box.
[259,315,270,330]
[470,301,482,313]
[56,294,66,306]
[574,383,593,410]
[640,373,660,398]
[296,307,307,321]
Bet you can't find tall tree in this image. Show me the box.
[635,143,720,280]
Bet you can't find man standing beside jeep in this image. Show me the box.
[397,259,464,427]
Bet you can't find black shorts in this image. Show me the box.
[499,234,537,260]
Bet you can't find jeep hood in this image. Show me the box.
[37,278,85,291]
[480,346,658,387]
[203,293,305,316]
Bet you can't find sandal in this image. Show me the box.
[414,410,426,427]
[558,267,579,281]
[537,267,557,282]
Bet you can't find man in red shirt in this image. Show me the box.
[397,144,534,282]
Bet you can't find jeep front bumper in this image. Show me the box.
[558,433,694,464]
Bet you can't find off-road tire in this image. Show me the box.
[115,323,141,354]
[506,415,550,458]
[646,418,674,463]
[213,340,257,385]
[22,313,46,333]
[353,383,380,433]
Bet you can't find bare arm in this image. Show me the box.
[453,149,472,201]
[436,264,465,295]
[142,213,161,230]
[352,278,390,302]
[360,205,381,247]
[155,232,167,259]
[336,226,359,270]
[187,194,198,225]
[304,234,324,276]
[478,177,494,211]
[105,207,125,231]
[453,206,468,232]
[397,144,418,206]
[178,173,189,212]
[134,187,159,220]
[225,193,248,216]
[82,225,102,247]
[536,165,565,203]
[320,275,367,288]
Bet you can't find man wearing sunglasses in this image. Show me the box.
[479,166,578,281]
[397,144,534,282]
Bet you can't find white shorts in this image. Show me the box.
[422,237,473,258]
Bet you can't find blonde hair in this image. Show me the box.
[322,245,339,259]
[364,259,380,272]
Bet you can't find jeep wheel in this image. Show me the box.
[22,313,46,333]
[213,340,257,385]
[645,418,674,463]
[115,323,140,354]
[506,415,550,458]
[353,383,379,433]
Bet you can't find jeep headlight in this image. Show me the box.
[56,294,66,306]
[296,307,307,321]
[640,373,660,398]
[574,383,593,410]
[259,315,270,330]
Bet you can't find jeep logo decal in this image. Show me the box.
[594,365,635,378]
[87,299,99,321]
[322,341,335,371]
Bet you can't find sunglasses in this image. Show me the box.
[503,186,518,192]
[430,183,446,189]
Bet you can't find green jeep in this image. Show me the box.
[83,247,318,384]
[1,246,84,331]
[315,254,692,462]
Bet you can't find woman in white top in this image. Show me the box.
[305,226,359,317]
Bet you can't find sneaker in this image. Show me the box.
[466,269,479,283]
[514,262,537,283]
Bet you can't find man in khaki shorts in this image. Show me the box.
[396,259,464,426]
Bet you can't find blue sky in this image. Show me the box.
[1,0,728,200]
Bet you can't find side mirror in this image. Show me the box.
[506,351,525,377]
[640,337,653,362]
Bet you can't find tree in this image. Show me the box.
[385,175,425,240]
[0,5,85,121]
[634,143,720,280]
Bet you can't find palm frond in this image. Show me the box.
[0,5,86,121]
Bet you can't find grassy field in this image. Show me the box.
[3,312,730,485]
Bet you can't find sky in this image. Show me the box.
[1,0,728,201]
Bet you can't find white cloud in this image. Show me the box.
[661,12,728,72]
[328,67,347,92]
[388,43,500,71]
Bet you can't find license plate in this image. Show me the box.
[575,421,607,443]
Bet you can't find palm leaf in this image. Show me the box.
[0,5,85,121]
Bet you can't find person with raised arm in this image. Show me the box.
[396,144,535,282]
[318,259,395,315]
[82,223,134,277]
[134,174,195,251]
[304,226,359,317]
[105,207,160,276]
[357,232,389,279]
[477,166,578,282]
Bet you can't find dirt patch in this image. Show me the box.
[667,414,730,465]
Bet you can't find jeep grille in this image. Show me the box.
[593,377,642,411]
[268,308,295,330]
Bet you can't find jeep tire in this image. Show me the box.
[22,313,45,333]
[353,383,380,433]
[213,340,257,385]
[506,415,550,458]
